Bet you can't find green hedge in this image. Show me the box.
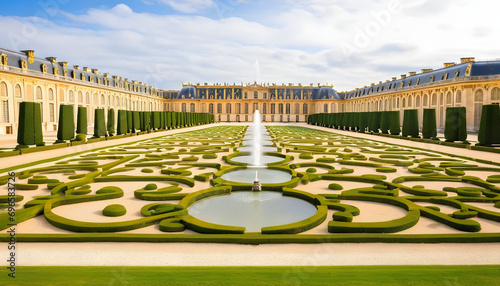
[444,107,467,142]
[93,109,106,138]
[17,102,44,147]
[389,111,400,135]
[402,109,419,138]
[117,110,128,135]
[380,111,391,134]
[477,104,500,146]
[132,111,141,132]
[422,109,437,139]
[76,106,87,135]
[56,105,75,142]
[107,108,115,136]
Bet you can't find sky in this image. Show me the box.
[0,0,499,92]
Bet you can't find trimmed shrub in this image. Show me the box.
[127,111,133,133]
[299,153,314,160]
[117,110,128,135]
[402,109,419,138]
[56,105,75,142]
[422,109,437,139]
[328,183,343,190]
[202,153,218,159]
[93,109,106,138]
[389,111,400,135]
[107,108,115,136]
[477,104,500,146]
[380,111,390,134]
[444,107,467,142]
[306,168,317,173]
[376,167,397,173]
[76,106,87,135]
[132,111,141,132]
[102,204,127,217]
[369,111,381,133]
[17,102,44,147]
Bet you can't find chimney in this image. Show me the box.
[421,68,433,73]
[73,65,80,70]
[46,57,57,63]
[59,62,68,67]
[409,71,417,76]
[401,74,407,79]
[444,62,456,68]
[392,77,397,81]
[83,67,90,72]
[92,68,98,74]
[460,57,475,64]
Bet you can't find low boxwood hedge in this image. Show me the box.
[102,204,127,217]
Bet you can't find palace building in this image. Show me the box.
[1,47,500,135]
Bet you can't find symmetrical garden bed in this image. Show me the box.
[1,125,500,244]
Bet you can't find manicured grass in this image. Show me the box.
[4,265,500,285]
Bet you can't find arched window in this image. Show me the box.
[101,94,105,105]
[286,103,291,114]
[262,103,267,114]
[15,85,22,98]
[270,103,275,114]
[415,95,421,108]
[323,104,328,113]
[69,90,74,102]
[431,93,437,106]
[491,87,500,102]
[48,88,54,101]
[190,103,195,112]
[295,103,300,114]
[0,82,7,97]
[278,103,284,114]
[303,103,308,115]
[86,92,90,104]
[474,89,484,128]
[423,94,428,106]
[78,91,83,103]
[182,103,187,112]
[456,90,462,105]
[254,91,258,99]
[226,103,231,114]
[236,103,241,114]
[209,103,214,114]
[36,86,43,100]
[446,91,452,106]
[217,103,222,113]
[244,103,249,114]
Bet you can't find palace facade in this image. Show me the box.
[1,47,500,135]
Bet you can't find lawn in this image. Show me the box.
[2,265,500,285]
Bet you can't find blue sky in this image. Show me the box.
[1,0,499,91]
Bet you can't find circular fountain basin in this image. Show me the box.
[221,168,292,184]
[188,191,317,232]
[230,155,283,165]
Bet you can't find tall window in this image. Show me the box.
[431,93,437,106]
[182,103,187,112]
[15,85,22,98]
[446,91,452,106]
[0,82,7,98]
[270,103,275,114]
[48,89,54,101]
[86,93,90,104]
[2,100,9,123]
[217,103,222,113]
[491,87,500,103]
[236,103,241,114]
[209,103,214,113]
[226,103,231,114]
[295,103,300,114]
[49,103,55,122]
[474,89,484,128]
[286,103,291,114]
[254,91,258,99]
[303,103,308,115]
[36,86,43,100]
[262,103,267,114]
[244,103,249,114]
[190,103,196,112]
[323,104,328,113]
[278,103,283,114]
[78,91,83,103]
[456,90,462,106]
[69,91,75,102]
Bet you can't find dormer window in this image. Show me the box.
[454,70,460,78]
[429,75,435,82]
[80,73,85,81]
[41,64,47,73]
[0,54,7,66]
[442,73,449,80]
[53,67,58,75]
[416,78,420,85]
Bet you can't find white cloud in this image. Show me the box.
[0,1,499,92]
[157,0,215,13]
